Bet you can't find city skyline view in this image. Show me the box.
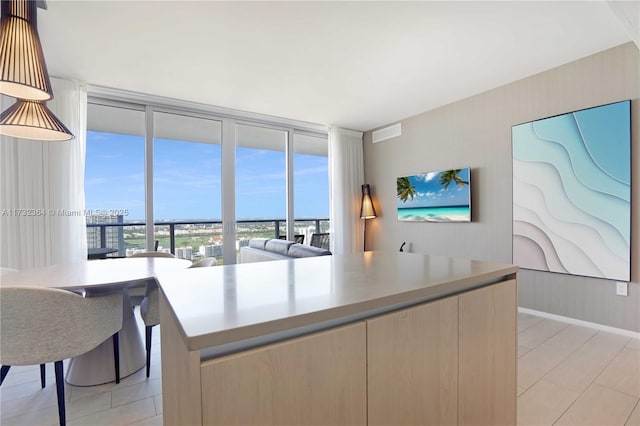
[85,131,329,222]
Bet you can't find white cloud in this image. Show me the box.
[425,172,438,182]
[415,172,438,182]
[413,172,440,182]
[415,191,436,199]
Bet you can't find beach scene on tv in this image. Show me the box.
[397,168,471,222]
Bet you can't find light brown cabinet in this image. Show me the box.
[459,279,517,425]
[161,278,517,426]
[367,279,517,426]
[200,322,367,426]
[368,296,459,425]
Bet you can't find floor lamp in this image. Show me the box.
[360,184,377,251]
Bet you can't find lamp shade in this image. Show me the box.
[360,184,377,219]
[0,0,53,100]
[0,99,74,141]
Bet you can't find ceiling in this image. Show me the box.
[37,1,635,132]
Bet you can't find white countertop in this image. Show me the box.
[157,252,518,352]
[0,258,191,290]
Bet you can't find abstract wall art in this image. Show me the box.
[512,100,631,281]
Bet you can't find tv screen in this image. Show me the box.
[512,100,631,281]
[397,168,471,222]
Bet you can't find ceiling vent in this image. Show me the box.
[372,123,401,143]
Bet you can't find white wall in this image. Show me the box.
[363,43,640,332]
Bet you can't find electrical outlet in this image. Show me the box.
[616,282,628,297]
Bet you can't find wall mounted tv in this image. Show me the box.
[512,100,631,282]
[397,168,471,222]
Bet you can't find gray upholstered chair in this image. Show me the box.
[127,251,176,304]
[0,287,123,426]
[139,256,217,377]
[0,267,48,389]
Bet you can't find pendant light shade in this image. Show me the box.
[0,0,53,101]
[0,99,74,141]
[0,0,73,141]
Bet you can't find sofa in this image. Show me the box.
[240,238,331,263]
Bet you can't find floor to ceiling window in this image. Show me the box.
[85,93,327,264]
[153,111,222,262]
[85,102,146,256]
[235,124,287,250]
[293,133,329,245]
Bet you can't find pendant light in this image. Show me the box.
[0,99,72,141]
[0,0,74,141]
[0,0,52,100]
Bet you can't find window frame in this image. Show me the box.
[86,90,328,264]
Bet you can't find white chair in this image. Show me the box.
[128,251,177,376]
[0,287,123,426]
[0,267,48,388]
[127,251,176,304]
[139,257,218,377]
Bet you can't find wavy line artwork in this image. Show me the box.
[512,100,631,281]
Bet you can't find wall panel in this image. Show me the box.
[363,42,640,332]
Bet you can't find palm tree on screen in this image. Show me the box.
[439,170,469,190]
[397,177,417,203]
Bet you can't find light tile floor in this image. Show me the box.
[1,311,638,425]
[517,313,640,426]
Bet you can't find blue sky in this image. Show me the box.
[85,131,329,220]
[397,168,470,209]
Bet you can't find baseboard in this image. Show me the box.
[518,307,640,340]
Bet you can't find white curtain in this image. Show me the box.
[329,126,364,254]
[0,78,88,270]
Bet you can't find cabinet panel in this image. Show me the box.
[201,322,366,426]
[367,296,458,425]
[160,294,202,425]
[458,279,517,425]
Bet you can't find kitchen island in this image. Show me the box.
[156,251,518,425]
